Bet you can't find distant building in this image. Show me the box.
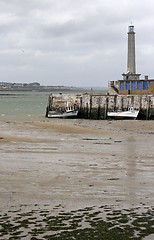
[109,25,154,95]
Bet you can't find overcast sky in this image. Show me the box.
[0,0,154,87]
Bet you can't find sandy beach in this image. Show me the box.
[0,119,154,239]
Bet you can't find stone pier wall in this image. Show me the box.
[47,93,154,120]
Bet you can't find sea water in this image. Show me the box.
[0,91,49,122]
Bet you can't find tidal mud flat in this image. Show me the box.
[0,119,154,239]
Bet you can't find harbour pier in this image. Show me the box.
[46,92,154,120]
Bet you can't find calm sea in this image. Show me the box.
[0,91,49,122]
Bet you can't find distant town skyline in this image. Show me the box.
[0,0,154,87]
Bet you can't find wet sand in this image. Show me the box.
[0,119,154,239]
[0,119,154,209]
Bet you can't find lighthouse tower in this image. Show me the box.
[122,25,140,80]
[127,25,136,74]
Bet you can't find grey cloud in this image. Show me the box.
[0,0,154,86]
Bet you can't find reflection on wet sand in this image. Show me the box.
[126,137,138,205]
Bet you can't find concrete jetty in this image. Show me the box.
[46,92,154,120]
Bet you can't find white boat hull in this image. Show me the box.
[48,110,78,118]
[107,108,139,119]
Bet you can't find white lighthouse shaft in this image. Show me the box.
[127,25,136,74]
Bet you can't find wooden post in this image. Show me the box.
[127,97,129,109]
[121,96,123,110]
[149,96,151,119]
[146,96,151,120]
[86,102,89,119]
[114,95,117,111]
[79,96,83,118]
[131,96,134,107]
[139,95,142,110]
[97,96,101,119]
[89,95,92,119]
[80,96,83,110]
[104,96,109,119]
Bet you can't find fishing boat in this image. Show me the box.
[107,107,139,119]
[48,107,78,118]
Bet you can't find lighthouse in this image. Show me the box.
[122,25,140,81]
[127,25,136,74]
[109,24,154,95]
